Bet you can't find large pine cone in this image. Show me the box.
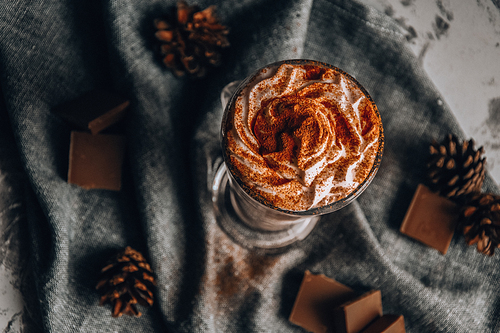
[427,134,486,201]
[96,247,156,317]
[459,193,500,256]
[154,1,230,78]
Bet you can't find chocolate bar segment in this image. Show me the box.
[400,184,458,254]
[53,89,129,134]
[68,131,126,191]
[333,289,383,333]
[289,270,356,333]
[360,314,405,333]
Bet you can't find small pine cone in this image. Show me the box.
[154,1,230,78]
[96,247,156,317]
[427,134,486,201]
[459,193,500,256]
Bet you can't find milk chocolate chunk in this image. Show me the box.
[68,131,126,191]
[400,184,458,254]
[333,290,383,333]
[289,270,356,333]
[360,315,405,333]
[53,89,129,134]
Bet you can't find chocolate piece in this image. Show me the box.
[360,315,405,333]
[333,290,383,333]
[53,89,129,134]
[68,131,126,191]
[289,270,356,333]
[400,184,458,254]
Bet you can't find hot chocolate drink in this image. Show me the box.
[222,60,383,212]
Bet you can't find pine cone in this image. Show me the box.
[96,247,156,317]
[427,134,486,201]
[154,1,230,78]
[459,193,500,256]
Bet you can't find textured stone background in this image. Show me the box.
[0,0,499,331]
[360,0,500,183]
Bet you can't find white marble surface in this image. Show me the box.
[361,0,500,185]
[1,0,499,332]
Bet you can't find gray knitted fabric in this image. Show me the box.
[1,0,499,332]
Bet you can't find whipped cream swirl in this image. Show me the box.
[222,62,382,211]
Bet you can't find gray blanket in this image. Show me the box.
[1,0,499,332]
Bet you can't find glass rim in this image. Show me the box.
[221,59,384,216]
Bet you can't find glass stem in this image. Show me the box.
[227,174,313,231]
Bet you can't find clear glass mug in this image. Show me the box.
[212,60,384,250]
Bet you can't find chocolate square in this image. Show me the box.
[68,131,126,191]
[360,314,405,333]
[333,290,383,333]
[53,89,129,134]
[289,270,356,333]
[400,184,458,254]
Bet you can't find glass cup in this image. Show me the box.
[212,60,384,250]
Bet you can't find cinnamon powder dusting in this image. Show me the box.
[213,244,279,300]
[223,61,382,211]
[303,65,326,80]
